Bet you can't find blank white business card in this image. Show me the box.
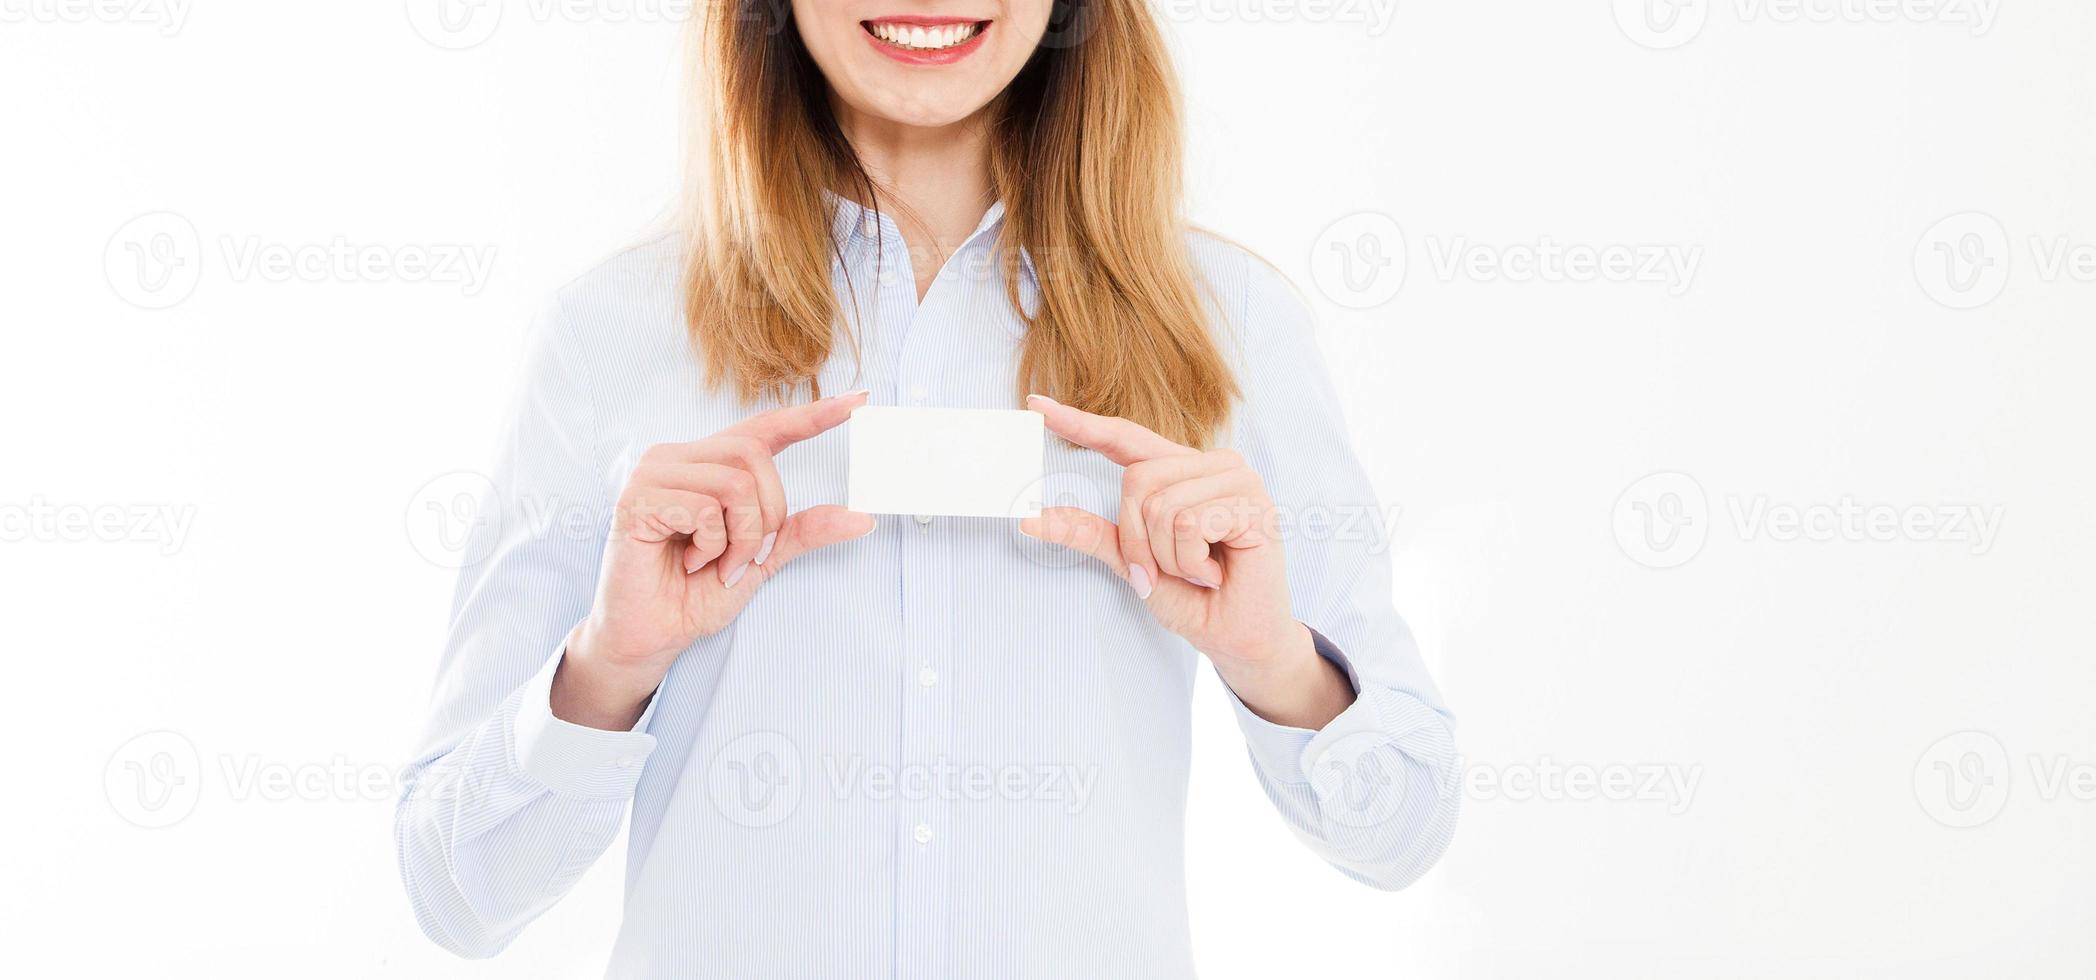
[847,406,1044,518]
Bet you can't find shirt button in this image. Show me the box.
[907,384,928,404]
[913,513,933,526]
[913,822,934,845]
[917,665,938,688]
[861,215,879,237]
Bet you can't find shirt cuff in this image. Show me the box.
[1227,626,1449,787]
[510,645,659,801]
[1225,626,1346,784]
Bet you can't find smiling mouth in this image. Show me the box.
[861,18,991,53]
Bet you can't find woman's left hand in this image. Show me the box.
[1021,395,1355,729]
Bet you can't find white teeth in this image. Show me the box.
[868,21,980,51]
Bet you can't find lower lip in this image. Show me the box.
[860,21,990,66]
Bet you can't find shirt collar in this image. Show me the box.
[823,191,1038,287]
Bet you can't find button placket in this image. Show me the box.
[884,233,952,980]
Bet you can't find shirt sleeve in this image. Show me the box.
[1215,248,1461,891]
[393,296,658,958]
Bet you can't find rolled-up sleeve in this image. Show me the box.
[1216,246,1461,890]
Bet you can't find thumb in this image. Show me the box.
[746,504,877,583]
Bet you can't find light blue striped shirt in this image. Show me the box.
[395,198,1458,978]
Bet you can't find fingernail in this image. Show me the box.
[723,561,750,587]
[1187,577,1220,590]
[754,531,778,565]
[1127,564,1153,599]
[1026,393,1057,407]
[685,556,703,574]
[857,517,879,538]
[835,388,870,400]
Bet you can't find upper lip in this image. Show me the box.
[861,15,989,26]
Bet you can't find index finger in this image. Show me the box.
[1025,394,1194,466]
[719,388,870,455]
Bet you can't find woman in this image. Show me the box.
[396,0,1457,975]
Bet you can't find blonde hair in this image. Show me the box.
[683,0,1236,446]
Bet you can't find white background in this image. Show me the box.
[4,0,2092,976]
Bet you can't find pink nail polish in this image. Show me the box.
[723,561,750,587]
[1026,393,1058,407]
[1127,564,1153,599]
[754,531,778,565]
[1187,577,1220,590]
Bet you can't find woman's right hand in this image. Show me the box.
[553,389,874,729]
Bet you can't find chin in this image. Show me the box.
[858,86,993,130]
